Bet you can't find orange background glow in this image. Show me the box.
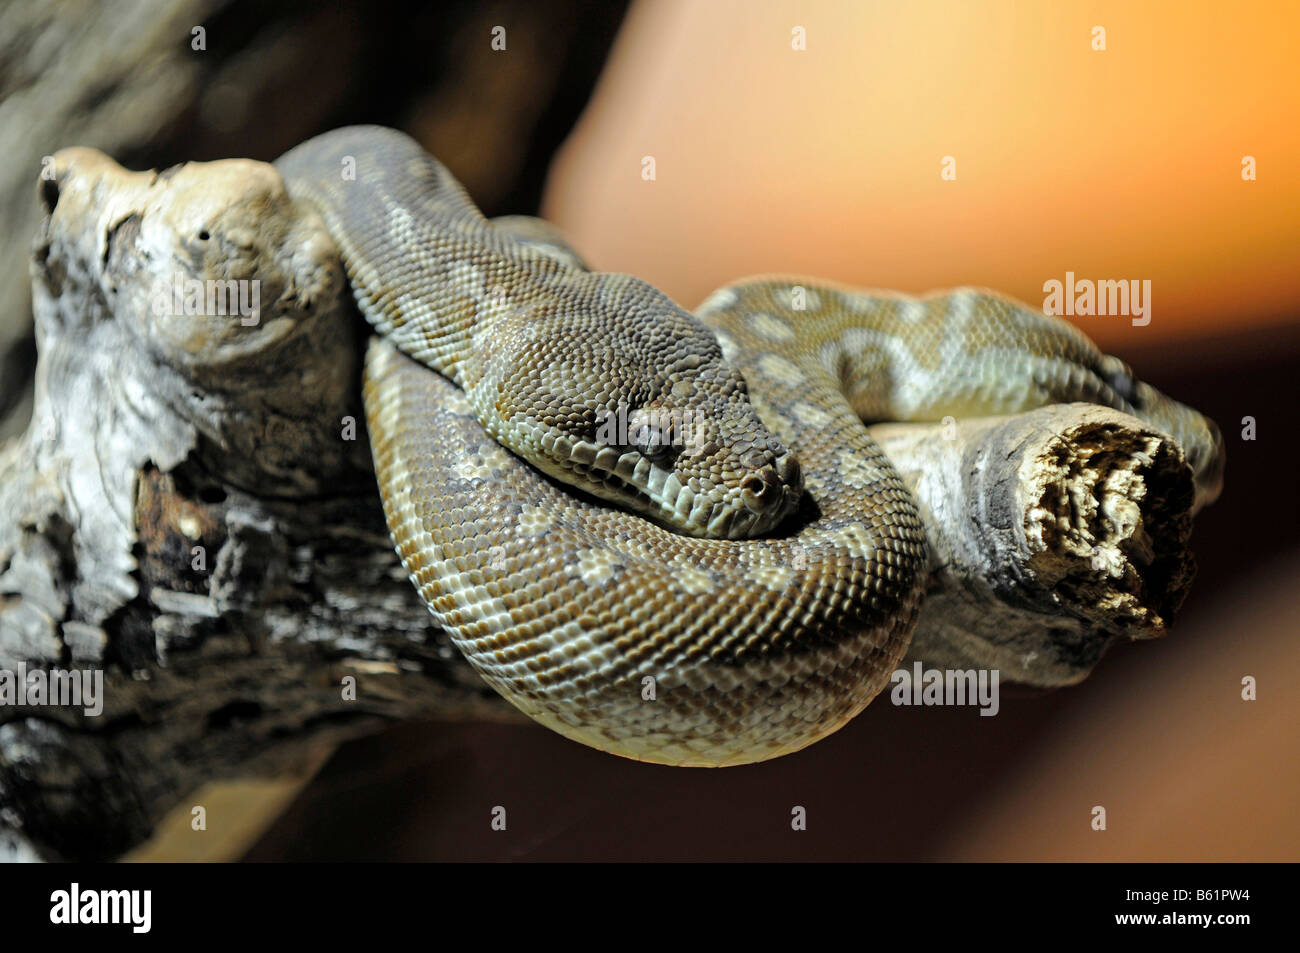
[545,0,1300,348]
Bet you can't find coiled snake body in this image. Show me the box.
[276,127,1223,766]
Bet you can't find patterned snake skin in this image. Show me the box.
[276,126,1224,766]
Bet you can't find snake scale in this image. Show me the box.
[275,126,1224,767]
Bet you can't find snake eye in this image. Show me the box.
[632,423,673,462]
[627,405,683,463]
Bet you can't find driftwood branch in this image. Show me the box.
[0,147,1199,860]
[873,409,1194,685]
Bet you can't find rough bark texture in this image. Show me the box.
[876,410,1195,684]
[0,147,1200,861]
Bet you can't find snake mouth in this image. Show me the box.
[547,435,803,539]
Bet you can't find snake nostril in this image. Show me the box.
[741,455,803,515]
[741,474,768,498]
[740,465,793,517]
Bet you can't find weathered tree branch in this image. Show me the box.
[0,147,1199,860]
[873,409,1194,685]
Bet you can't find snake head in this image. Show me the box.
[483,275,803,539]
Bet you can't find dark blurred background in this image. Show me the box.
[4,0,1295,861]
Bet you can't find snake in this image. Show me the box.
[274,126,1224,767]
